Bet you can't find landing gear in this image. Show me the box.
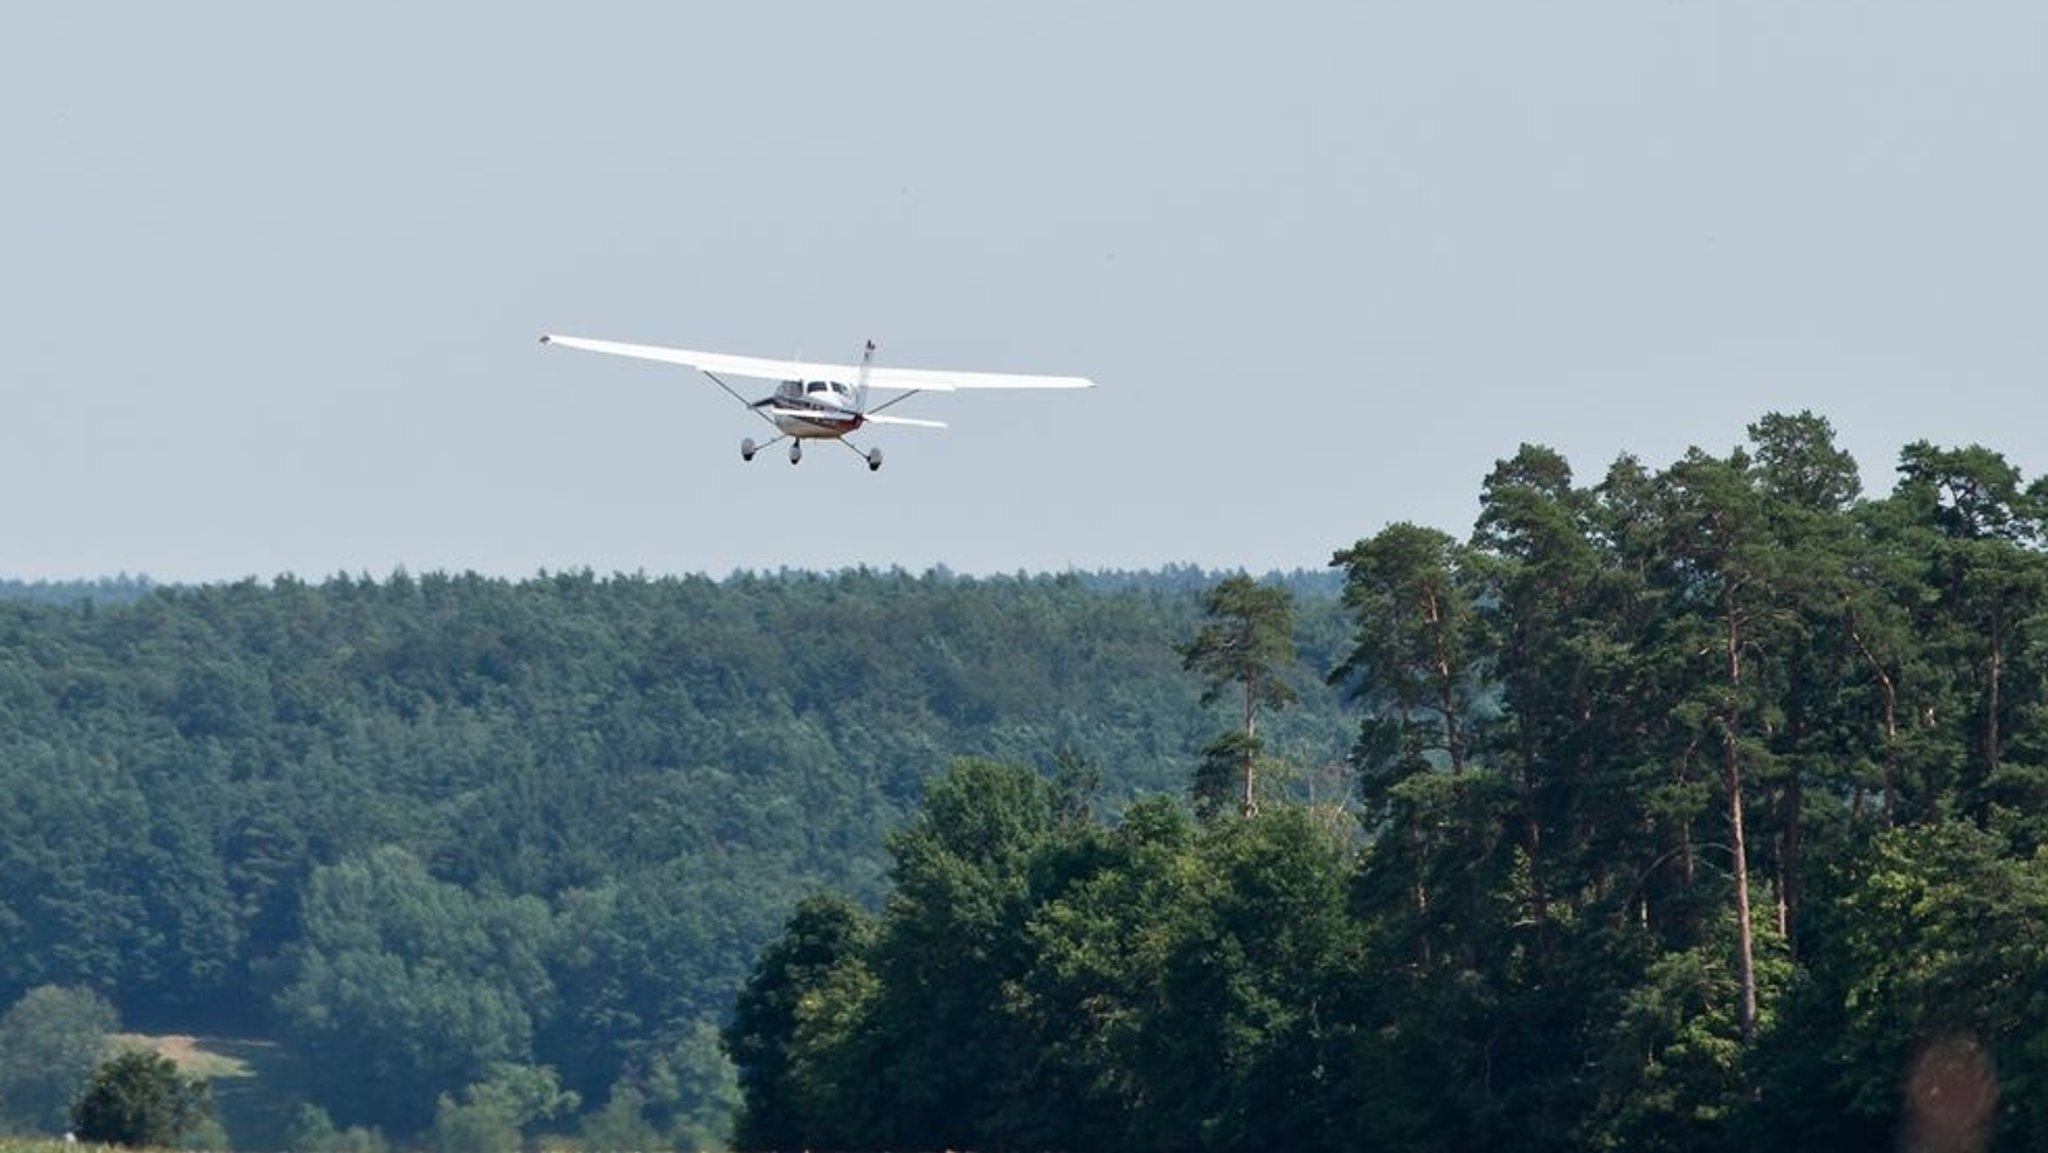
[740,437,757,462]
[866,447,883,472]
[788,440,803,465]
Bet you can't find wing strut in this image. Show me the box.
[865,390,926,417]
[703,370,784,432]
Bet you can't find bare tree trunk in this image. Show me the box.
[1726,741,1758,1042]
[1422,585,1466,774]
[1851,633,1900,824]
[1724,607,1758,1044]
[1984,604,2003,788]
[1412,828,1432,969]
[1241,680,1259,817]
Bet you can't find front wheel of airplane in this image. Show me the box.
[788,440,803,464]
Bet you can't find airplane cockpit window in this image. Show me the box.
[807,381,829,395]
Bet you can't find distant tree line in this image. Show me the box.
[0,565,1349,1146]
[726,413,2048,1152]
[0,575,153,606]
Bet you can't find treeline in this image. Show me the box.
[728,413,2048,1152]
[0,576,153,606]
[0,566,1350,1143]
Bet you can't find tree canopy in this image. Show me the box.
[14,411,2048,1150]
[0,566,1347,1144]
[727,414,2048,1152]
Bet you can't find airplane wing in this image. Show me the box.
[539,335,858,383]
[540,334,1094,392]
[863,365,1095,392]
[861,413,949,429]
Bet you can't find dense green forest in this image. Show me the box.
[0,564,1349,1146]
[10,411,2048,1151]
[726,414,2048,1153]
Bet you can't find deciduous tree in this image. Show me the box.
[0,984,116,1134]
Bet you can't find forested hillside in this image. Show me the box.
[0,566,1349,1144]
[13,411,2048,1151]
[728,415,2048,1153]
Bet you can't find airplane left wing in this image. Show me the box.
[861,413,949,429]
[541,334,1095,392]
[862,365,1095,392]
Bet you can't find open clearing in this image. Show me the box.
[110,1033,305,1150]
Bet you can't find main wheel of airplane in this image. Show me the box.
[788,441,803,464]
[866,448,883,472]
[741,437,757,462]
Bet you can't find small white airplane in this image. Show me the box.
[539,333,1095,471]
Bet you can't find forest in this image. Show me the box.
[726,413,2048,1152]
[0,561,1350,1148]
[6,410,2048,1151]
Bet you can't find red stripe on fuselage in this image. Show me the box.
[767,395,864,438]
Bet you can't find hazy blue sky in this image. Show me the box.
[5,4,2045,583]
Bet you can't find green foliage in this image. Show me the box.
[574,1083,662,1153]
[723,417,2048,1151]
[0,986,116,1134]
[638,1021,740,1152]
[285,1104,391,1153]
[864,759,1057,1145]
[427,1064,578,1153]
[0,567,1347,1141]
[1181,576,1300,816]
[1332,521,1486,792]
[725,762,1363,1152]
[68,1049,212,1148]
[1181,576,1300,724]
[24,419,2048,1152]
[273,847,556,1133]
[722,894,873,1150]
[1822,820,2048,1143]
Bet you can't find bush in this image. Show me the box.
[68,1049,213,1148]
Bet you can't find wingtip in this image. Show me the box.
[538,334,553,345]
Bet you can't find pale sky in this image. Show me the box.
[4,4,2045,583]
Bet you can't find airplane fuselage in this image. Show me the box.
[759,379,864,438]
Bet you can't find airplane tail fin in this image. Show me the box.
[856,339,875,414]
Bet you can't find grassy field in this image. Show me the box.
[105,1035,309,1152]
